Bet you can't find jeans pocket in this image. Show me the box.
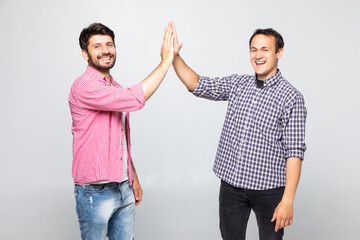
[84,184,107,194]
[75,200,82,219]
[74,188,79,197]
[74,189,82,219]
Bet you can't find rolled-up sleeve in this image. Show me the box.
[193,74,239,101]
[71,78,145,113]
[282,93,307,160]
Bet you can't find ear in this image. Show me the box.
[276,48,284,60]
[82,49,89,61]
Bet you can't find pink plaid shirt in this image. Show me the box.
[69,66,145,184]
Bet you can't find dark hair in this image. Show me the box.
[249,28,284,53]
[79,23,115,51]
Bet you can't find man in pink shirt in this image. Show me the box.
[69,23,175,240]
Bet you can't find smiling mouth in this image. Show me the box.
[98,55,113,60]
[255,61,265,65]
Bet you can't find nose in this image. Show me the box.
[255,50,262,59]
[100,45,110,54]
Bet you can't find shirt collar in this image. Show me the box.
[85,66,114,84]
[254,69,282,88]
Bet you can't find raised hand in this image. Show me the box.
[140,25,176,100]
[160,26,175,66]
[168,21,183,56]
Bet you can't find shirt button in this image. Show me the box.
[120,158,123,160]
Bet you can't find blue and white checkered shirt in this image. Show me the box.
[193,70,306,190]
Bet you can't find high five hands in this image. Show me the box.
[168,21,183,57]
[160,25,175,66]
[160,21,183,64]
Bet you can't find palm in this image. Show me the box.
[169,22,183,55]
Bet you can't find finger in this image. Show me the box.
[134,190,140,201]
[169,21,175,30]
[163,28,171,50]
[167,31,174,50]
[171,22,177,35]
[137,191,143,206]
[171,29,178,47]
[271,212,277,222]
[173,23,179,44]
[275,219,280,232]
[163,27,168,40]
[134,190,141,206]
[279,219,287,229]
[284,219,289,228]
[166,27,171,41]
[279,219,285,229]
[285,217,292,227]
[139,191,143,202]
[170,34,175,49]
[165,27,172,42]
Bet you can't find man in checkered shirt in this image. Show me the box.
[169,22,306,240]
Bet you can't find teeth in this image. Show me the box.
[256,61,265,64]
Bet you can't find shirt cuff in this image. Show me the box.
[129,83,146,107]
[192,75,205,96]
[285,149,305,160]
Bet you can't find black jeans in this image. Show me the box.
[219,181,285,240]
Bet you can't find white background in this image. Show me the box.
[1,0,359,239]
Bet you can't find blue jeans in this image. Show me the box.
[74,181,135,240]
[219,181,285,240]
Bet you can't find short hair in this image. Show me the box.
[249,28,284,53]
[79,23,115,51]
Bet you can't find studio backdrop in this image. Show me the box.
[0,0,359,239]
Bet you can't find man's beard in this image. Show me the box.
[88,53,116,71]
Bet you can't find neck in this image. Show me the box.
[256,69,278,81]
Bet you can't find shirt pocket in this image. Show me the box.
[253,101,282,145]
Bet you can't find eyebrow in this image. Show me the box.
[91,42,114,46]
[251,46,270,50]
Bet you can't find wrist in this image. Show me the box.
[281,195,295,204]
[174,53,181,62]
[160,58,172,68]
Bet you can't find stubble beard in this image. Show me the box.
[88,53,116,71]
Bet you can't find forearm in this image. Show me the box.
[130,158,142,205]
[141,60,172,101]
[173,54,199,91]
[131,159,139,182]
[140,25,174,101]
[282,157,302,203]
